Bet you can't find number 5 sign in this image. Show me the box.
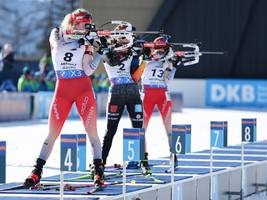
[123,128,145,162]
[242,119,256,142]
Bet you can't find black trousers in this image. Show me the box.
[102,83,143,164]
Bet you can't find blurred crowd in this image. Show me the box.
[0,43,110,94]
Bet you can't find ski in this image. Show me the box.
[87,184,104,194]
[0,183,54,191]
[144,174,165,184]
[87,181,121,194]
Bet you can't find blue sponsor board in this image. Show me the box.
[60,135,77,172]
[242,119,256,142]
[77,134,86,171]
[123,128,144,162]
[171,125,191,154]
[0,141,6,183]
[206,79,267,107]
[210,121,228,148]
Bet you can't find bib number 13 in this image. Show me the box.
[152,69,164,78]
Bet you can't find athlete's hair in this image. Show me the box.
[60,8,92,33]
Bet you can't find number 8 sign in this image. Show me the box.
[242,119,256,142]
[123,128,145,162]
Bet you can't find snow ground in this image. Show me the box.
[1,107,267,199]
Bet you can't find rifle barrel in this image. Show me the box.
[132,31,162,34]
[200,51,225,55]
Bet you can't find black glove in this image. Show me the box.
[169,56,181,67]
[87,38,104,55]
[78,38,85,47]
[143,48,151,59]
[93,37,108,55]
[99,36,108,48]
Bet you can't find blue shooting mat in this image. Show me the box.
[42,173,191,184]
[225,145,267,150]
[0,197,97,200]
[0,182,150,195]
[152,167,223,174]
[198,149,267,155]
[106,174,191,184]
[175,154,267,161]
[42,172,192,184]
[148,159,251,167]
[106,166,223,174]
[42,173,92,182]
[248,141,267,145]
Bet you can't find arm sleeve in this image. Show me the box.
[132,60,147,82]
[165,61,176,82]
[130,56,140,75]
[83,53,102,76]
[49,28,60,49]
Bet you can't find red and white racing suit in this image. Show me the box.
[141,60,176,152]
[38,38,102,161]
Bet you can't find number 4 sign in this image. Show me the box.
[61,135,77,171]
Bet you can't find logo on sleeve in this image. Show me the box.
[134,104,142,113]
[110,105,118,113]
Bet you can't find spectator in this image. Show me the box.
[45,71,56,91]
[0,79,16,92]
[33,71,48,91]
[39,53,52,76]
[0,43,16,91]
[0,43,14,72]
[17,66,35,92]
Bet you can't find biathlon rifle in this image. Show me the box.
[83,20,162,52]
[136,38,226,66]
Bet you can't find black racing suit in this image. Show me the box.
[101,51,143,165]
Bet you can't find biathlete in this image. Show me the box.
[100,24,146,170]
[24,8,104,188]
[132,36,180,172]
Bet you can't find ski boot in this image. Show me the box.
[140,153,152,175]
[24,158,46,188]
[174,154,178,168]
[93,159,105,187]
[126,161,139,169]
[88,164,96,180]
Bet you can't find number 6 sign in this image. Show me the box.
[171,125,191,154]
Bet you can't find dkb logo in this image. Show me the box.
[211,84,255,103]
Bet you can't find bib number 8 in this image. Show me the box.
[64,52,74,62]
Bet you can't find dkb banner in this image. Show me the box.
[206,79,267,107]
